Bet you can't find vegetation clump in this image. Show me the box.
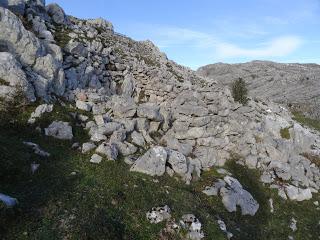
[280,127,291,139]
[231,78,248,105]
[0,87,29,127]
[292,111,320,132]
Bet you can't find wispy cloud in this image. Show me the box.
[141,25,302,59]
[216,36,303,58]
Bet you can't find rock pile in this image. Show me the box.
[0,0,319,205]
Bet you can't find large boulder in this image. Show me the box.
[130,146,168,176]
[203,176,259,216]
[220,176,259,216]
[46,3,69,25]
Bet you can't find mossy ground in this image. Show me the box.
[292,111,320,132]
[0,104,319,239]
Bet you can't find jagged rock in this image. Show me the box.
[204,176,259,216]
[45,121,73,140]
[113,141,137,156]
[167,149,188,176]
[90,153,102,164]
[202,179,226,196]
[64,41,88,57]
[103,122,123,135]
[285,185,312,201]
[46,3,69,25]
[76,100,92,112]
[131,131,146,147]
[87,17,114,31]
[96,142,118,160]
[112,97,137,118]
[0,7,65,99]
[28,104,53,124]
[180,214,204,240]
[220,176,259,216]
[23,141,50,157]
[121,74,135,97]
[146,205,171,224]
[217,219,233,240]
[82,142,96,153]
[0,52,35,101]
[137,103,163,122]
[130,146,167,176]
[90,132,107,142]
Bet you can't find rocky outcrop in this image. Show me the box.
[2,0,320,204]
[197,61,320,119]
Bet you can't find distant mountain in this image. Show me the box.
[197,61,320,118]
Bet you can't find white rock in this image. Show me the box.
[90,154,102,164]
[45,121,73,140]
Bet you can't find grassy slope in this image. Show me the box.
[0,104,319,240]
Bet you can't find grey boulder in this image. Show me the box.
[130,146,167,176]
[45,121,73,140]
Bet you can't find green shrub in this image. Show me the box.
[280,127,291,139]
[0,87,28,126]
[231,78,248,104]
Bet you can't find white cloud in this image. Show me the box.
[145,26,217,48]
[216,36,302,58]
[146,26,302,59]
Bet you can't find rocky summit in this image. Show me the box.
[0,1,319,240]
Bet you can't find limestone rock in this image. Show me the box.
[82,142,96,153]
[90,154,102,164]
[137,103,163,122]
[0,52,35,101]
[45,121,73,140]
[96,142,118,161]
[28,104,53,124]
[220,176,259,216]
[130,146,167,176]
[146,205,171,224]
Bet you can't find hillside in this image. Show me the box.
[197,61,320,119]
[0,1,319,239]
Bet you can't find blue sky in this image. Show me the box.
[47,0,320,69]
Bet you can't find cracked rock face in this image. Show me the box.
[203,176,260,216]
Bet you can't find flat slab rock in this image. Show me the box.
[203,176,259,216]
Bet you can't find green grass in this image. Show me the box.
[280,127,291,139]
[292,112,320,132]
[0,78,9,86]
[0,105,319,239]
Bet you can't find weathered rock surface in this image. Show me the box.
[45,121,73,140]
[203,176,260,216]
[130,146,167,176]
[0,1,319,204]
[197,61,320,119]
[146,205,171,224]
